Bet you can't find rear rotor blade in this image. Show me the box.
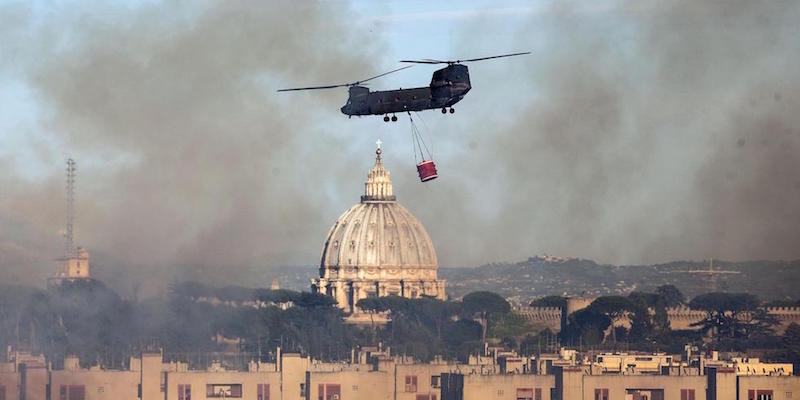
[400,52,531,65]
[456,52,531,63]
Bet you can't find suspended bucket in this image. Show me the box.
[416,160,438,182]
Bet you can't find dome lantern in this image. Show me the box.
[362,140,395,202]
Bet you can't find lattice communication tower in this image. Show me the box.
[65,158,76,258]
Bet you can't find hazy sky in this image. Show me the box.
[2,0,799,293]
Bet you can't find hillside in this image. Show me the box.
[439,257,800,303]
[227,257,800,305]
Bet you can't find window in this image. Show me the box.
[68,386,85,400]
[300,383,306,397]
[786,392,792,399]
[258,384,270,400]
[60,385,67,400]
[595,389,609,400]
[497,389,504,396]
[178,384,191,400]
[206,384,242,398]
[515,388,542,400]
[0,385,5,400]
[681,389,696,400]
[431,376,441,389]
[517,388,534,400]
[405,376,418,392]
[749,390,774,400]
[319,384,341,400]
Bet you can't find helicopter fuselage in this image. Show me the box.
[340,64,471,116]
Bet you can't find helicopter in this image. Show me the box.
[277,52,530,122]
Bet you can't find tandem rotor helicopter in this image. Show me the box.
[277,52,530,121]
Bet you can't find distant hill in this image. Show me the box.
[439,257,800,304]
[248,257,800,305]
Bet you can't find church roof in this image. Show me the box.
[319,144,438,270]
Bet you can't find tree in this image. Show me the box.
[689,292,763,341]
[461,291,510,344]
[561,307,611,346]
[589,296,636,343]
[656,284,685,307]
[529,296,567,309]
[783,323,800,371]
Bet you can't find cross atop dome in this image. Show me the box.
[362,142,395,202]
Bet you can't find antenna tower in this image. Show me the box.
[65,158,76,258]
[707,258,716,293]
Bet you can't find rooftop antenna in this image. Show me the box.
[65,158,76,258]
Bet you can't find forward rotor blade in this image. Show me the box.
[277,65,412,92]
[456,51,531,63]
[400,60,445,64]
[356,65,414,84]
[277,83,349,92]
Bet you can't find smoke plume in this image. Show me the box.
[1,1,799,295]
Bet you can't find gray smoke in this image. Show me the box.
[2,1,800,296]
[0,1,386,294]
[401,0,800,266]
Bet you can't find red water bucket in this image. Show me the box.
[416,160,438,182]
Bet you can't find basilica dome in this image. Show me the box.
[312,144,445,313]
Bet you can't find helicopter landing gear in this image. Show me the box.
[391,114,398,122]
[441,108,447,114]
[384,115,390,122]
[449,107,455,114]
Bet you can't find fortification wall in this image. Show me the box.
[514,301,800,335]
[513,307,562,333]
[766,306,800,332]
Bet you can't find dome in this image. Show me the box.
[320,202,438,272]
[312,142,445,312]
[319,146,438,274]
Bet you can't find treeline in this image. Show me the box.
[1,280,798,371]
[0,281,513,367]
[355,291,511,361]
[0,280,361,368]
[528,286,800,370]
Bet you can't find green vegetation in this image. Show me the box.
[461,291,510,344]
[529,295,567,308]
[1,279,797,368]
[689,292,778,344]
[357,293,511,361]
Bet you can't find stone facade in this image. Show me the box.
[0,349,797,400]
[312,146,446,313]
